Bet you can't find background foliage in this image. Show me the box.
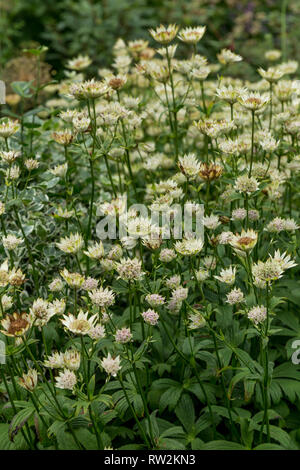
[1,0,300,78]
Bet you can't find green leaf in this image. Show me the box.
[9,406,35,442]
[200,440,247,450]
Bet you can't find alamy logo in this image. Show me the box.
[0,81,5,104]
[291,340,300,365]
[0,340,6,364]
[96,198,204,242]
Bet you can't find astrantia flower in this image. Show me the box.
[178,26,206,44]
[145,293,165,307]
[259,136,280,152]
[82,277,98,291]
[230,229,258,254]
[238,91,269,111]
[188,312,206,329]
[270,250,297,272]
[66,55,92,70]
[265,50,281,61]
[165,275,181,289]
[174,237,204,256]
[217,49,242,65]
[258,67,285,83]
[6,165,20,180]
[48,299,66,317]
[116,258,144,281]
[195,268,209,282]
[98,194,127,216]
[73,115,90,132]
[204,215,221,230]
[107,245,123,261]
[202,256,217,270]
[44,352,65,369]
[0,120,20,138]
[142,309,159,326]
[1,312,31,337]
[214,266,236,285]
[2,234,23,250]
[61,310,97,335]
[274,80,297,102]
[84,241,105,259]
[178,153,201,179]
[2,294,13,311]
[88,287,115,308]
[226,288,244,305]
[216,84,246,104]
[64,350,81,371]
[100,353,121,377]
[198,163,223,181]
[50,163,68,178]
[60,268,85,288]
[218,231,234,245]
[0,150,20,163]
[24,159,39,171]
[55,369,77,390]
[52,130,73,145]
[115,327,132,344]
[234,175,259,194]
[88,323,106,340]
[18,369,38,392]
[49,278,64,292]
[9,268,26,286]
[56,233,84,254]
[247,306,267,325]
[30,298,54,327]
[231,209,246,221]
[149,24,179,44]
[252,259,283,283]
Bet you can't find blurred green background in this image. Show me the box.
[0,0,299,79]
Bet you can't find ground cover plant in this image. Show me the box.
[0,24,300,451]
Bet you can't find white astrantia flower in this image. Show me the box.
[214,266,236,285]
[247,306,267,325]
[178,26,206,44]
[175,238,204,256]
[100,353,121,377]
[217,48,242,65]
[226,288,245,305]
[63,350,81,371]
[115,327,132,344]
[56,233,84,254]
[61,310,97,335]
[234,175,259,194]
[18,369,38,392]
[44,352,65,369]
[203,215,221,230]
[2,234,23,250]
[149,24,179,44]
[230,229,258,254]
[178,153,201,179]
[66,55,92,70]
[238,91,269,111]
[55,369,77,390]
[142,309,159,325]
[88,287,115,308]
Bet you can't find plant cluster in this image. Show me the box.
[0,23,300,450]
